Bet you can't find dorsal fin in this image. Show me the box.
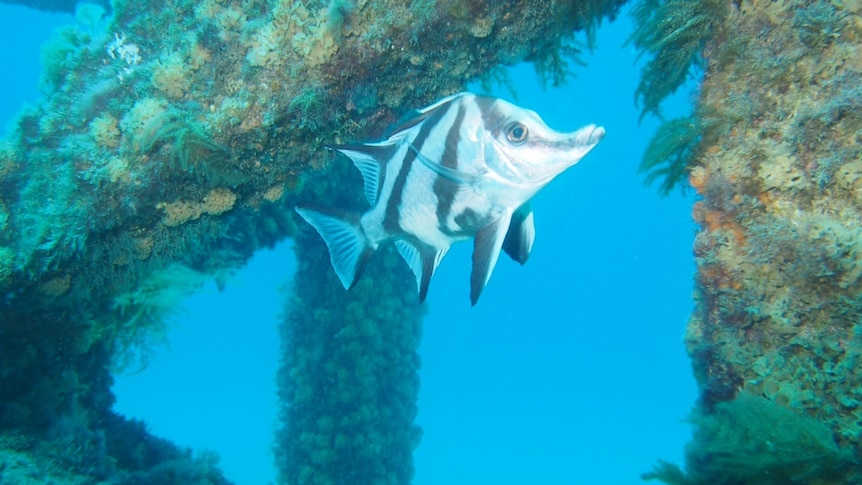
[325,142,395,205]
[324,93,467,204]
[395,240,449,303]
[386,93,465,137]
[470,212,513,305]
[502,203,535,265]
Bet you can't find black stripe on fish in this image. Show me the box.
[475,95,504,132]
[453,208,485,235]
[383,99,452,233]
[433,101,466,236]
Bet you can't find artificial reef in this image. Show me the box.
[0,0,625,483]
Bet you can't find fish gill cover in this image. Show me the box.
[0,0,625,483]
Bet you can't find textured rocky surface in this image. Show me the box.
[639,1,862,482]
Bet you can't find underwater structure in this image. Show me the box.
[634,0,862,483]
[0,0,626,482]
[0,0,110,14]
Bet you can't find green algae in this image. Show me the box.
[629,0,731,196]
[137,118,242,185]
[110,263,211,371]
[286,85,328,132]
[640,117,700,196]
[528,0,625,88]
[629,0,727,121]
[643,393,858,485]
[639,110,733,195]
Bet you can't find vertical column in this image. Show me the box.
[276,207,424,484]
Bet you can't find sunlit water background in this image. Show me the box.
[0,5,697,483]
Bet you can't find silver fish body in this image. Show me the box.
[296,92,604,305]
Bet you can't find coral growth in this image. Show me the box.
[119,97,170,152]
[90,114,121,148]
[157,188,237,227]
[151,52,191,99]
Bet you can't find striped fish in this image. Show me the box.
[296,92,604,305]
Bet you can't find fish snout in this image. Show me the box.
[574,124,605,147]
[589,125,606,144]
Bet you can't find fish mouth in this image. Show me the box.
[589,125,606,144]
[575,124,605,146]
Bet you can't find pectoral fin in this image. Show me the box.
[470,213,512,305]
[502,203,535,265]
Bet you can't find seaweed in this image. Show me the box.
[642,460,693,485]
[643,393,858,484]
[12,153,91,274]
[287,86,328,132]
[530,39,588,89]
[40,25,91,92]
[793,3,850,51]
[569,0,622,46]
[628,0,728,121]
[639,111,731,196]
[110,263,210,371]
[478,65,519,100]
[139,119,244,185]
[528,0,626,88]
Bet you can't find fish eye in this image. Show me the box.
[506,123,528,144]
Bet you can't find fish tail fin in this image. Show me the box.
[295,206,375,290]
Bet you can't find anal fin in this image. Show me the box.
[395,240,449,303]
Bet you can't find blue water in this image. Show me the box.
[1,5,697,484]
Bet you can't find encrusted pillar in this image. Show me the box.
[276,219,424,484]
[639,1,862,482]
